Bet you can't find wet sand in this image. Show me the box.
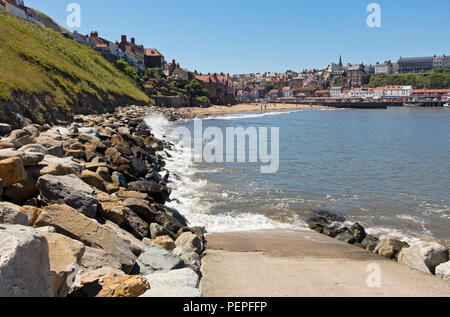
[200,229,450,297]
[181,103,325,117]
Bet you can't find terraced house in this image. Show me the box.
[0,0,45,27]
[195,73,235,105]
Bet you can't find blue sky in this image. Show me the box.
[26,0,450,74]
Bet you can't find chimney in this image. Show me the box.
[121,35,127,44]
[131,37,135,45]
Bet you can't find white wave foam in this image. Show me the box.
[144,113,296,233]
[365,226,419,245]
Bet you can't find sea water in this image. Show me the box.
[145,107,450,246]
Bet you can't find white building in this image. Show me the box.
[374,86,413,98]
[282,87,292,97]
[375,62,394,74]
[330,87,343,98]
[350,88,367,99]
[433,55,450,69]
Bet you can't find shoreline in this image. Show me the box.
[164,103,327,119]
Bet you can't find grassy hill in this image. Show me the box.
[367,69,450,89]
[30,8,71,34]
[0,10,150,125]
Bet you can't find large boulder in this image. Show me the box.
[37,174,99,218]
[307,209,346,226]
[144,268,200,290]
[398,239,449,275]
[0,157,27,187]
[96,275,149,297]
[97,193,125,225]
[152,235,176,251]
[34,204,138,273]
[20,206,42,226]
[131,245,184,276]
[153,204,188,234]
[0,202,29,225]
[175,232,203,255]
[0,224,54,297]
[435,261,450,281]
[43,232,85,297]
[121,208,149,240]
[150,222,173,239]
[348,223,366,243]
[173,246,201,269]
[374,237,410,260]
[0,149,44,167]
[128,180,170,204]
[102,220,146,257]
[79,247,122,272]
[80,170,107,192]
[69,267,126,297]
[361,235,380,252]
[123,198,157,223]
[42,155,84,173]
[4,172,39,204]
[18,144,49,155]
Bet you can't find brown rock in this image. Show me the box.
[97,193,126,225]
[97,275,149,298]
[96,167,112,183]
[85,162,109,172]
[115,190,148,200]
[69,267,126,297]
[105,148,130,166]
[14,135,33,148]
[34,204,138,272]
[79,247,122,272]
[152,235,176,251]
[0,140,15,149]
[65,149,86,160]
[20,205,42,226]
[4,171,38,204]
[106,183,120,194]
[0,157,27,187]
[69,143,85,151]
[44,232,85,297]
[9,129,29,140]
[80,170,107,192]
[39,163,71,176]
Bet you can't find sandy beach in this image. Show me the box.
[200,229,450,297]
[178,103,325,117]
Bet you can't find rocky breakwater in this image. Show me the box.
[0,106,205,297]
[308,210,450,282]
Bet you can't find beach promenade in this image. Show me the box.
[200,229,450,297]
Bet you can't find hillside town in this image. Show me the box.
[233,56,450,104]
[1,0,450,106]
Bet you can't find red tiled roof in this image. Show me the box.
[145,48,163,57]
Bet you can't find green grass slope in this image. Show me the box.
[0,10,149,124]
[367,69,450,89]
[30,8,71,34]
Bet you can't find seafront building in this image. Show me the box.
[398,55,450,73]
